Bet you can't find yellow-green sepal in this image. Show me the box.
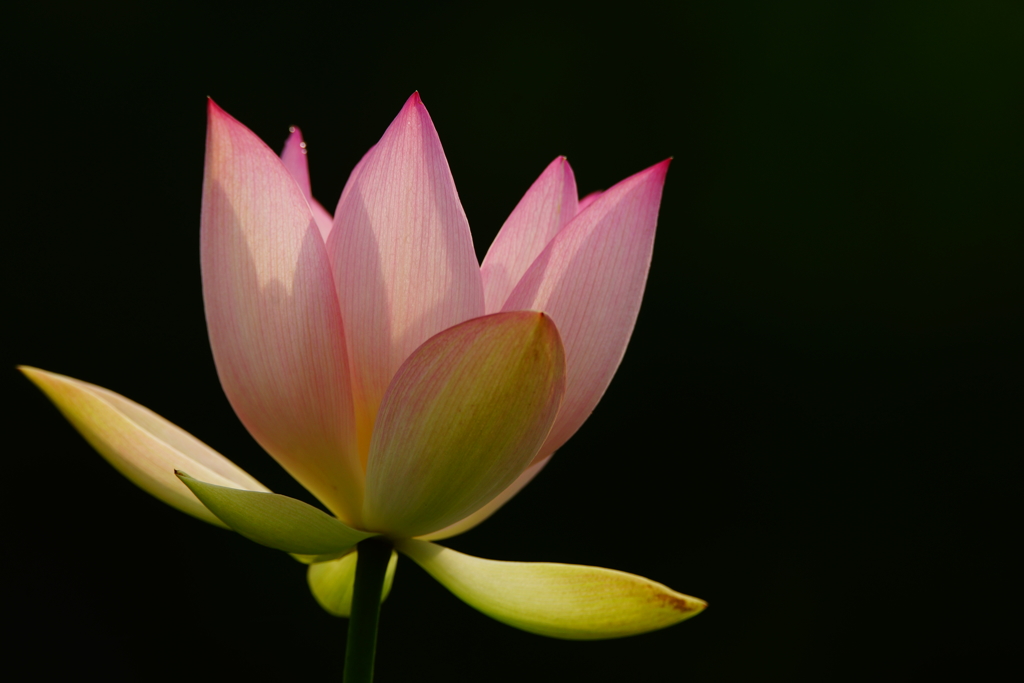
[396,539,706,640]
[177,471,374,555]
[307,549,399,617]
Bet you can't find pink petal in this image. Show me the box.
[577,190,603,212]
[363,312,565,538]
[480,157,578,313]
[280,126,312,197]
[326,93,484,460]
[504,160,669,462]
[309,199,335,242]
[330,144,373,233]
[280,126,335,241]
[202,99,363,525]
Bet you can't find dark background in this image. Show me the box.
[8,2,1021,680]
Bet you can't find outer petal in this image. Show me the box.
[20,367,267,528]
[307,549,399,617]
[178,473,374,555]
[397,539,706,640]
[504,160,669,463]
[363,312,565,537]
[326,93,485,462]
[417,454,551,541]
[280,126,334,240]
[202,100,363,524]
[480,157,578,313]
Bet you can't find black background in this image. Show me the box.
[8,2,1021,680]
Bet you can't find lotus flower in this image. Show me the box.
[21,93,705,646]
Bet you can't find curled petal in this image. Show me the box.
[504,160,669,462]
[327,93,484,461]
[481,157,578,313]
[307,549,399,617]
[202,100,363,524]
[178,473,374,555]
[280,126,334,240]
[363,312,565,537]
[397,539,706,640]
[20,366,266,528]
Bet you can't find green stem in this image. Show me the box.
[343,537,393,683]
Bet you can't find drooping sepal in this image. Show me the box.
[19,366,267,528]
[397,539,706,640]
